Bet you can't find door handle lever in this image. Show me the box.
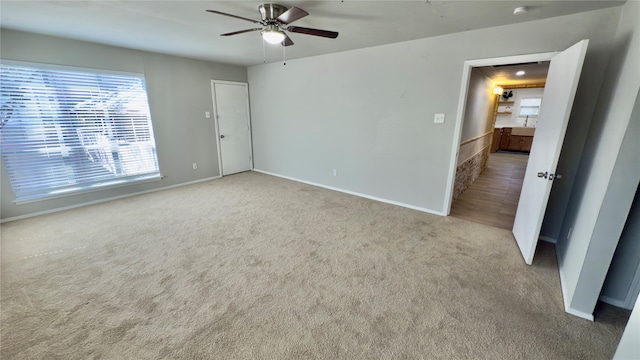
[537,171,548,179]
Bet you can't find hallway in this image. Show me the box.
[450,152,529,230]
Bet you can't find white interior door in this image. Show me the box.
[212,81,252,176]
[512,40,589,265]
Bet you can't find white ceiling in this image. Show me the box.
[0,1,624,67]
[476,61,551,86]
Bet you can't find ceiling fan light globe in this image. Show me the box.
[262,30,285,44]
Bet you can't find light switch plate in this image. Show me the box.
[434,113,445,124]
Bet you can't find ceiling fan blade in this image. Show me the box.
[287,26,338,39]
[206,10,261,24]
[283,33,294,47]
[276,6,309,24]
[221,28,263,36]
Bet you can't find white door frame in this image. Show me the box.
[443,51,559,215]
[211,80,254,176]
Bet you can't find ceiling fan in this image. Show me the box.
[206,4,339,46]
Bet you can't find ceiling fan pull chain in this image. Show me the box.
[282,41,286,66]
[262,38,267,63]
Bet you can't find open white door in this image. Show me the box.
[512,40,589,265]
[212,81,253,176]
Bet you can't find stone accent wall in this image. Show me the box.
[453,146,490,201]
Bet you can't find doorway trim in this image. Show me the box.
[211,79,254,177]
[443,51,559,215]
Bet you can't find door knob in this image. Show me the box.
[220,135,225,139]
[537,171,548,179]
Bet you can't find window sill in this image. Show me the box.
[13,174,164,205]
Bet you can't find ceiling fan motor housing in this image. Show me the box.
[259,4,287,22]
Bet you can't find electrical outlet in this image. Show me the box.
[333,169,337,176]
[205,112,211,118]
[192,163,198,170]
[434,113,445,124]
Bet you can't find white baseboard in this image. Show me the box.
[539,236,557,244]
[565,306,595,321]
[253,169,444,216]
[1,176,221,223]
[558,264,594,321]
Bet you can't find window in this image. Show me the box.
[519,97,542,116]
[0,61,161,203]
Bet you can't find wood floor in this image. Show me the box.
[450,152,529,230]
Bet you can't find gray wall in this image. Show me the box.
[460,69,494,143]
[0,29,248,220]
[614,296,640,359]
[556,0,640,317]
[601,187,640,309]
[453,68,494,199]
[248,7,619,215]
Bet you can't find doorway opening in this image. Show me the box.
[449,62,549,230]
[446,40,589,268]
[443,51,559,219]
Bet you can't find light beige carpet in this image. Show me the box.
[0,172,629,359]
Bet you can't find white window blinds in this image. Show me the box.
[0,62,161,203]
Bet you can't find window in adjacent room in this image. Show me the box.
[518,97,543,116]
[0,61,161,204]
